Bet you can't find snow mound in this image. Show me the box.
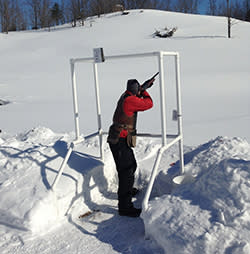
[17,127,57,143]
[0,127,68,233]
[142,137,250,254]
[1,126,250,254]
[0,127,116,234]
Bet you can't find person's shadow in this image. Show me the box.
[52,140,164,253]
[53,140,116,211]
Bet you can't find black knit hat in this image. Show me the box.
[127,79,140,95]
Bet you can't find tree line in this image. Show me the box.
[0,0,250,33]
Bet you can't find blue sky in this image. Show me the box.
[199,0,209,14]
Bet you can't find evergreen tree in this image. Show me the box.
[51,2,62,25]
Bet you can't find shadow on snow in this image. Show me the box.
[52,140,164,253]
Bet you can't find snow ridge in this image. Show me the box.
[142,137,250,254]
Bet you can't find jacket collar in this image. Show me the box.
[125,90,135,96]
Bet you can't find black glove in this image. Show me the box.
[140,78,155,92]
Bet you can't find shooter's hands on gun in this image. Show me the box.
[140,72,159,92]
[140,78,155,91]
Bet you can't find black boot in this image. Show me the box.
[119,206,142,217]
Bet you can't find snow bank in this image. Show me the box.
[1,127,250,253]
[0,128,63,233]
[0,127,117,233]
[0,126,164,234]
[142,137,250,254]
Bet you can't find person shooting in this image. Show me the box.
[107,72,159,217]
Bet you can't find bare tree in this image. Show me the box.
[207,0,217,15]
[60,0,66,24]
[217,0,247,37]
[68,0,88,26]
[231,0,245,20]
[226,0,232,38]
[246,0,250,21]
[163,0,172,11]
[26,0,52,30]
[0,0,27,33]
[173,0,199,13]
[122,0,151,9]
[216,0,232,38]
[39,0,51,28]
[26,0,40,29]
[89,0,106,17]
[8,0,16,31]
[0,0,10,33]
[145,0,167,10]
[14,0,27,31]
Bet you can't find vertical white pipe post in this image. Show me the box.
[70,60,80,141]
[158,52,167,146]
[93,63,104,161]
[142,52,168,210]
[175,54,185,175]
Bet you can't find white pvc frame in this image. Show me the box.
[51,51,184,211]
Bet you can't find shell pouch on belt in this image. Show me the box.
[127,129,137,147]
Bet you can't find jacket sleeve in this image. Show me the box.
[123,91,153,116]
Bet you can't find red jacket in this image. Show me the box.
[120,90,153,137]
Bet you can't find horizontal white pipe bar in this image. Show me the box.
[162,51,179,56]
[71,57,93,64]
[105,52,159,60]
[71,51,178,64]
[137,133,178,139]
[84,131,99,140]
[73,130,180,147]
[102,131,178,138]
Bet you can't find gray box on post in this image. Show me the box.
[93,48,105,63]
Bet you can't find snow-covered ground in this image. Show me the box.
[0,9,250,254]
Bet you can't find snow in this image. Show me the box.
[0,9,250,254]
[142,137,250,254]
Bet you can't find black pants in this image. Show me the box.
[109,138,137,209]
